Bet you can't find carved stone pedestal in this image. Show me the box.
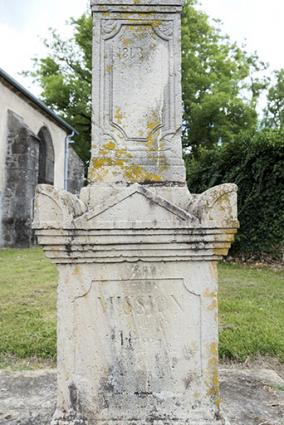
[34,182,237,425]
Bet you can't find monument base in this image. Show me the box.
[33,183,237,425]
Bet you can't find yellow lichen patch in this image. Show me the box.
[106,65,113,73]
[207,298,217,312]
[205,343,220,408]
[145,132,156,153]
[72,266,81,278]
[208,192,235,224]
[209,263,218,284]
[206,376,220,409]
[91,157,113,169]
[114,108,123,124]
[124,165,161,183]
[224,228,238,234]
[123,38,133,46]
[105,141,116,151]
[152,19,163,28]
[202,288,216,298]
[98,141,116,156]
[88,168,106,182]
[115,148,132,159]
[89,141,133,179]
[147,111,161,131]
[213,247,230,256]
[114,159,125,167]
[209,342,218,357]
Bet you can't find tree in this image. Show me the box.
[22,13,93,166]
[262,69,284,129]
[181,0,268,155]
[23,2,268,162]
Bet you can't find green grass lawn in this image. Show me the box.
[0,248,283,368]
[0,248,57,368]
[218,261,284,362]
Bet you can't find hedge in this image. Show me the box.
[185,128,284,259]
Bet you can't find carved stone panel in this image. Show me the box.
[103,22,174,143]
[73,278,201,412]
[89,9,185,184]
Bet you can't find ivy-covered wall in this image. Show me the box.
[185,129,284,259]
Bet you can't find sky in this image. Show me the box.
[197,0,284,72]
[0,0,89,94]
[0,0,283,99]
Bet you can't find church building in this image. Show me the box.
[0,68,85,247]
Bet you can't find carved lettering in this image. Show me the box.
[96,293,185,316]
[170,294,185,313]
[74,279,202,389]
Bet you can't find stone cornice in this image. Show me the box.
[33,183,239,263]
[36,227,237,263]
[91,0,183,13]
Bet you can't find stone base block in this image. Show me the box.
[33,183,238,425]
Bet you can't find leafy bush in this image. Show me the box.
[185,128,284,259]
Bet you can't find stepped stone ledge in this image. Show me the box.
[34,183,238,264]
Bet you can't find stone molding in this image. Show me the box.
[91,1,184,13]
[33,183,238,264]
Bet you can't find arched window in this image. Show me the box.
[37,126,54,185]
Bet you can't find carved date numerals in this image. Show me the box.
[117,47,143,61]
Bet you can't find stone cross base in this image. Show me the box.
[33,182,238,425]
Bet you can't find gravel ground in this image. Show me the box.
[0,364,283,425]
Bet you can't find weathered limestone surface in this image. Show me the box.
[87,0,185,186]
[33,1,238,424]
[34,182,238,425]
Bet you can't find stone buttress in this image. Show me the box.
[33,1,238,424]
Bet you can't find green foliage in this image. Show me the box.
[22,13,92,166]
[262,69,284,129]
[181,0,268,154]
[185,128,284,258]
[22,2,269,163]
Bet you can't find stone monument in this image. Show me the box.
[33,1,238,424]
